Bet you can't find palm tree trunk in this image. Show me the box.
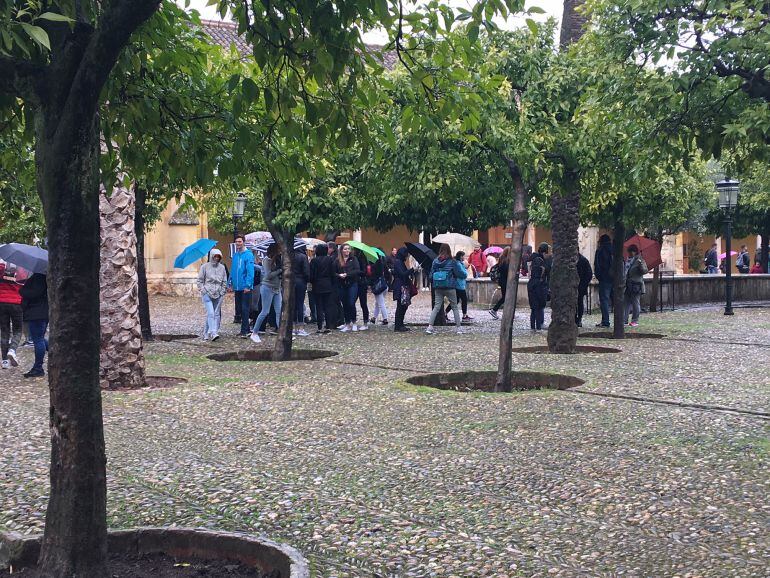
[496,158,529,392]
[546,170,580,353]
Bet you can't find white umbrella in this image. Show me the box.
[431,233,480,255]
[301,237,325,247]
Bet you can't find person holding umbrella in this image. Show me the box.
[251,244,283,343]
[19,271,48,378]
[197,248,228,341]
[0,262,23,369]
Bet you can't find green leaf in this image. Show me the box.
[19,23,50,50]
[525,18,538,36]
[36,12,74,23]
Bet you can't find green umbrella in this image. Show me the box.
[345,240,379,262]
[373,247,386,258]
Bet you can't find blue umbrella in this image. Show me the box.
[174,239,217,269]
[0,243,48,274]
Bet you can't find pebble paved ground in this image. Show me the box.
[1,293,768,577]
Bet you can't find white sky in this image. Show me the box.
[179,0,564,43]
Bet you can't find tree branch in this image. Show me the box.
[0,55,44,101]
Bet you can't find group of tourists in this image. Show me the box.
[704,243,765,275]
[0,262,49,377]
[593,234,649,328]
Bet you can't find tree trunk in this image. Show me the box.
[612,203,626,339]
[99,183,146,389]
[263,187,294,361]
[35,111,108,577]
[761,230,769,274]
[560,0,587,48]
[648,228,663,313]
[496,159,528,392]
[546,170,580,353]
[135,184,153,340]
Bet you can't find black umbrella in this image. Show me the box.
[405,242,437,269]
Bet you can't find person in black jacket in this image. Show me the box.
[19,272,48,378]
[309,244,336,333]
[576,253,593,327]
[528,243,550,331]
[391,247,414,332]
[370,253,389,325]
[593,234,613,328]
[292,247,311,336]
[354,249,370,329]
[333,244,361,332]
[488,247,511,319]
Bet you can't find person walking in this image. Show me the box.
[334,243,361,332]
[354,249,370,330]
[19,272,48,378]
[251,245,283,343]
[309,244,336,333]
[624,244,648,327]
[229,234,255,337]
[392,247,415,332]
[704,243,719,274]
[593,234,613,328]
[469,245,486,278]
[446,251,472,321]
[736,245,751,274]
[426,244,466,334]
[292,247,310,337]
[528,243,550,331]
[0,263,23,369]
[487,247,510,319]
[197,249,228,341]
[576,253,593,327]
[369,253,390,325]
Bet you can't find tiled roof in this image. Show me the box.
[200,20,397,70]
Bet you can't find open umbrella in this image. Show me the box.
[301,237,325,248]
[405,242,437,269]
[483,246,503,256]
[253,237,307,256]
[373,247,386,258]
[0,243,48,274]
[623,235,662,269]
[345,240,379,263]
[174,239,217,269]
[432,233,480,253]
[719,251,737,259]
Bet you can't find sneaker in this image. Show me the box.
[629,321,639,327]
[369,318,376,324]
[337,324,346,330]
[22,340,33,348]
[238,333,251,339]
[296,329,310,337]
[381,320,389,325]
[488,309,499,319]
[576,321,583,328]
[358,324,368,331]
[7,349,18,367]
[250,333,262,343]
[394,326,409,333]
[352,325,358,332]
[425,326,434,334]
[200,335,210,341]
[464,314,474,320]
[340,325,351,333]
[595,322,610,327]
[1,360,9,370]
[23,369,44,378]
[210,335,220,342]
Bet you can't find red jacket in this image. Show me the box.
[0,278,22,305]
[469,249,486,274]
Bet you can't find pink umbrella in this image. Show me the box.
[718,251,737,259]
[484,246,504,256]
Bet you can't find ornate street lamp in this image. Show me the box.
[716,178,740,315]
[232,192,247,241]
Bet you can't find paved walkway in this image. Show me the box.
[1,295,768,576]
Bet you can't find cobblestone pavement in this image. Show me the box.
[1,294,768,577]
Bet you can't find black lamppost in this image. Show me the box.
[232,192,247,241]
[716,178,740,315]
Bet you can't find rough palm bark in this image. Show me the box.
[612,203,626,339]
[99,183,146,389]
[135,184,153,340]
[496,158,529,392]
[546,170,580,353]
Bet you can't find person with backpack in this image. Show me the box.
[369,253,389,325]
[0,262,23,369]
[736,245,751,274]
[425,244,467,335]
[528,243,550,331]
[446,251,472,321]
[593,234,613,328]
[704,243,719,274]
[250,244,283,343]
[487,247,510,319]
[309,243,336,333]
[334,243,362,332]
[624,244,649,327]
[469,245,486,278]
[575,253,593,327]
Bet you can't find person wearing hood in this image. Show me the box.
[426,243,466,334]
[392,247,414,332]
[0,262,23,369]
[19,272,48,378]
[197,248,228,341]
[309,243,336,333]
[593,234,613,328]
[528,243,550,331]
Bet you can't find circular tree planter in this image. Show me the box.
[1,527,308,578]
[208,349,338,362]
[578,332,665,340]
[511,345,621,354]
[152,334,199,342]
[406,370,584,392]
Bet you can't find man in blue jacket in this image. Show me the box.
[229,234,255,336]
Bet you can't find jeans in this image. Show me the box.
[429,288,461,327]
[28,319,48,372]
[234,290,252,334]
[625,291,641,323]
[338,283,358,324]
[528,282,547,330]
[0,303,22,359]
[357,283,370,322]
[254,285,281,334]
[598,280,612,326]
[372,291,389,321]
[294,281,307,324]
[707,265,719,274]
[201,294,224,338]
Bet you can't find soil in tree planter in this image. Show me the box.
[511,345,621,354]
[153,334,199,342]
[207,350,338,362]
[102,376,188,392]
[578,332,665,340]
[8,552,280,578]
[406,370,584,392]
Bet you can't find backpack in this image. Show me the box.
[489,264,500,284]
[432,260,454,289]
